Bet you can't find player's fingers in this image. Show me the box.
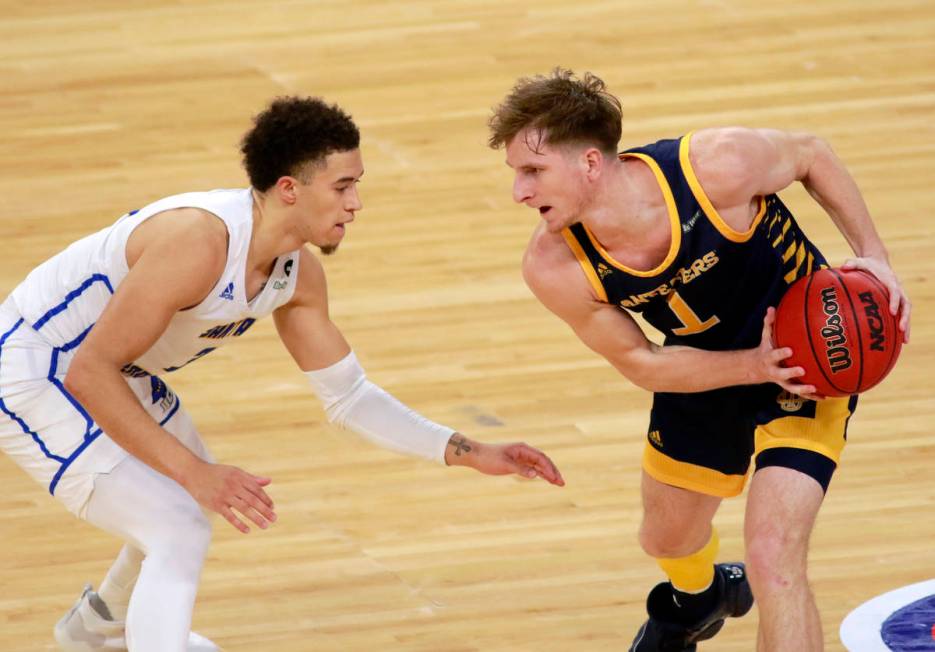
[235,470,273,505]
[888,284,901,315]
[545,464,566,486]
[219,505,250,534]
[244,479,275,510]
[238,491,276,525]
[784,381,817,398]
[232,495,271,529]
[771,347,793,362]
[537,453,565,486]
[761,307,776,348]
[901,300,911,343]
[522,452,565,486]
[762,306,775,330]
[529,456,560,484]
[779,366,806,381]
[501,456,535,479]
[540,455,565,486]
[512,446,563,482]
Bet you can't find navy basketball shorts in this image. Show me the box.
[642,383,857,496]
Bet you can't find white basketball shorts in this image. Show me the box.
[0,297,210,518]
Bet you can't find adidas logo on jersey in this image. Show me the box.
[219,282,235,301]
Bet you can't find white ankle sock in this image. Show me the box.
[98,545,144,621]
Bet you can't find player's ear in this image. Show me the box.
[275,176,300,205]
[582,147,605,181]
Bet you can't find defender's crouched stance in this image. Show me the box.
[0,97,563,652]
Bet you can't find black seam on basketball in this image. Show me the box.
[859,270,900,379]
[835,268,864,394]
[804,271,842,395]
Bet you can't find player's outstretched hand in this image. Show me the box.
[444,433,565,486]
[756,307,821,401]
[185,461,277,534]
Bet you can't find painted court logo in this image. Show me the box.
[840,579,935,650]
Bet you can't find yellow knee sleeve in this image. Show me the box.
[655,528,719,593]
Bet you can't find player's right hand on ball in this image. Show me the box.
[185,461,277,533]
[756,307,821,400]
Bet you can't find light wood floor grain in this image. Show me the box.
[1,1,933,650]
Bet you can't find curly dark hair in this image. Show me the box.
[488,68,622,155]
[241,96,360,191]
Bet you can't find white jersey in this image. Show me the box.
[10,188,300,376]
[0,188,300,516]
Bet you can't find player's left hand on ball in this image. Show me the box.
[842,256,911,343]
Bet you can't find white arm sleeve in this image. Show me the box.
[304,351,453,464]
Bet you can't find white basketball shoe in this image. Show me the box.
[54,585,220,651]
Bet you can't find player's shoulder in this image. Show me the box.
[127,207,229,273]
[523,224,574,275]
[523,224,594,307]
[282,246,328,307]
[686,127,781,207]
[688,127,774,169]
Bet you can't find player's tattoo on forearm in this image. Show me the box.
[448,434,472,457]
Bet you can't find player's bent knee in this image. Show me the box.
[144,506,212,575]
[638,523,702,558]
[744,531,808,589]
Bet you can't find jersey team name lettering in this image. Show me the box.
[620,251,719,309]
[819,286,852,373]
[199,318,256,340]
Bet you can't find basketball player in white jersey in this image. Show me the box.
[0,97,564,652]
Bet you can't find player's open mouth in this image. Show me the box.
[539,206,552,216]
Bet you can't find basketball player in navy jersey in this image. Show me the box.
[0,97,563,652]
[488,69,909,651]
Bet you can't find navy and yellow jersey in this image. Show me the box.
[562,132,828,351]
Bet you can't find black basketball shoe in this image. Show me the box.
[629,563,754,651]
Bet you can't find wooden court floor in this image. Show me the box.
[1,1,933,650]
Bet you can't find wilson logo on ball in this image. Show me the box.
[773,268,902,398]
[819,286,852,373]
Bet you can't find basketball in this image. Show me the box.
[773,268,902,397]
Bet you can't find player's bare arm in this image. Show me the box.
[65,208,276,534]
[274,247,564,485]
[691,127,910,340]
[523,224,810,395]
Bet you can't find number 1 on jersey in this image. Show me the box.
[667,291,720,336]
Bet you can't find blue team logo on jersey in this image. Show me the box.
[219,282,235,301]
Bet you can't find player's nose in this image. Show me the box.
[512,176,532,204]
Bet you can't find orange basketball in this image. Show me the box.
[773,268,902,397]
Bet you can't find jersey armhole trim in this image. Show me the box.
[586,152,681,277]
[679,132,767,243]
[560,229,610,303]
